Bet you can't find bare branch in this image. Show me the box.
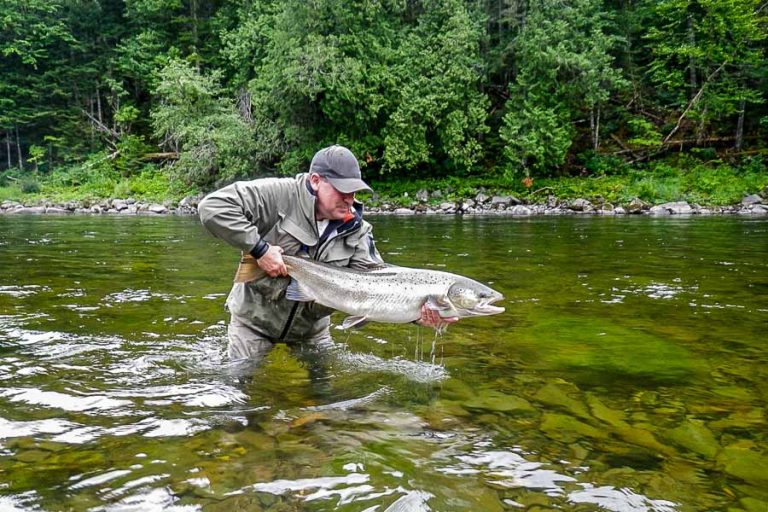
[81,109,120,140]
[662,62,726,144]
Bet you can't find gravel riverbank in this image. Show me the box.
[2,190,767,217]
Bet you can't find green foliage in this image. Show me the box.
[0,183,22,201]
[151,59,260,187]
[500,0,626,177]
[20,176,41,194]
[501,102,574,177]
[115,135,153,176]
[626,118,663,148]
[0,0,765,198]
[526,157,767,205]
[111,167,172,201]
[644,0,767,138]
[580,152,627,176]
[381,0,489,173]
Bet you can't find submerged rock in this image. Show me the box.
[585,394,627,428]
[716,445,768,487]
[540,412,607,442]
[462,390,537,415]
[534,382,592,420]
[665,419,719,459]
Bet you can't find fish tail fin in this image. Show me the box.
[234,253,267,283]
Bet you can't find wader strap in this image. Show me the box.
[279,302,300,341]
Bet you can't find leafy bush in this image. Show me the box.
[20,177,41,194]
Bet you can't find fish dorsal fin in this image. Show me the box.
[341,315,369,330]
[355,262,393,272]
[285,279,316,302]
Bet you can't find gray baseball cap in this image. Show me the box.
[309,145,373,194]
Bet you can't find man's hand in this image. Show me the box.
[257,245,288,277]
[417,303,458,330]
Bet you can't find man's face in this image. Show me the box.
[310,174,355,221]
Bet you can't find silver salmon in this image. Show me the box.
[276,254,505,329]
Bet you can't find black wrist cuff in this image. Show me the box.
[250,240,270,259]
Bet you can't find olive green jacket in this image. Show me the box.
[198,173,382,341]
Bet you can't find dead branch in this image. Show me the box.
[142,152,180,161]
[81,109,120,141]
[663,62,726,144]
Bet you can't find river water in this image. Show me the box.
[0,214,766,511]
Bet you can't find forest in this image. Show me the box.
[1,0,766,203]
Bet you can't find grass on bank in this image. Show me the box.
[367,157,768,207]
[1,155,766,208]
[0,163,187,205]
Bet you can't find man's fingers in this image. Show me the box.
[258,245,288,277]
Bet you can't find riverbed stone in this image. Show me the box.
[664,419,719,458]
[148,203,168,214]
[509,205,532,216]
[615,425,676,457]
[628,198,649,213]
[45,207,71,214]
[585,394,627,428]
[12,449,50,463]
[660,201,694,214]
[540,412,607,441]
[439,202,455,212]
[740,497,768,512]
[716,445,768,487]
[741,194,763,205]
[708,407,765,431]
[415,189,429,202]
[11,206,46,214]
[649,205,670,215]
[569,198,593,212]
[462,390,537,415]
[393,207,414,215]
[533,382,592,420]
[491,195,519,208]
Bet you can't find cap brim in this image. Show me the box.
[326,177,373,194]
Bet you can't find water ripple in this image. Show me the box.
[0,388,133,413]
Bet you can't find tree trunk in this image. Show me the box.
[735,98,745,150]
[15,125,23,170]
[191,0,200,71]
[5,130,11,170]
[591,105,601,150]
[96,86,103,126]
[687,15,698,97]
[90,95,96,146]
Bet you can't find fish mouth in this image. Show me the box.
[471,296,505,316]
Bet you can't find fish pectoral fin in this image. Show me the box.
[426,295,453,312]
[285,279,316,302]
[341,315,370,330]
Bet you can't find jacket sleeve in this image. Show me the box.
[198,178,288,253]
[348,220,384,269]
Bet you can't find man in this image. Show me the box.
[199,145,452,360]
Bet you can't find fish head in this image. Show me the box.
[445,278,505,317]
